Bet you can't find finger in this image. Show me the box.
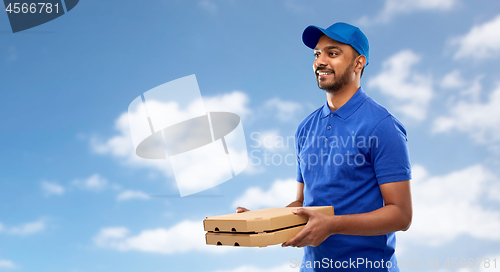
[236,207,249,213]
[282,228,307,247]
[236,207,249,212]
[292,230,313,248]
[293,208,313,218]
[295,239,311,248]
[285,235,304,247]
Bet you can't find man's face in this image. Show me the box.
[313,35,357,93]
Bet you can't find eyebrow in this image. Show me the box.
[313,46,343,52]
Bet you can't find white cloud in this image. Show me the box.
[231,179,296,210]
[452,14,500,60]
[116,190,149,201]
[91,91,251,181]
[458,76,483,102]
[439,70,483,104]
[359,0,457,24]
[72,174,108,191]
[383,0,456,15]
[399,164,500,247]
[368,50,434,121]
[264,98,303,122]
[94,227,129,243]
[7,219,46,236]
[94,221,232,254]
[433,83,500,143]
[199,0,217,14]
[41,181,65,196]
[203,91,251,120]
[0,259,16,269]
[213,263,295,272]
[440,70,466,89]
[90,111,171,177]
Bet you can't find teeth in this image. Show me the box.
[317,72,331,75]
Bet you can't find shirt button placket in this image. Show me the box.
[324,114,334,152]
[327,113,334,130]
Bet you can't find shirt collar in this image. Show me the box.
[320,87,368,120]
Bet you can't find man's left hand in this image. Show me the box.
[282,208,335,248]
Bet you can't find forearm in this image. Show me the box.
[287,182,305,208]
[328,204,411,236]
[286,200,303,207]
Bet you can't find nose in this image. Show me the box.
[314,54,328,70]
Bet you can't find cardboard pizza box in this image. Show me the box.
[204,206,334,247]
[206,224,304,247]
[204,206,334,233]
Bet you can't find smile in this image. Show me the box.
[316,70,334,76]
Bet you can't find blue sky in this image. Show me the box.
[1,0,500,271]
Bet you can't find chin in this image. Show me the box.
[318,82,342,94]
[317,80,328,88]
[318,82,334,90]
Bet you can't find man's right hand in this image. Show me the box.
[236,207,249,213]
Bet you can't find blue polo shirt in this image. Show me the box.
[295,87,411,271]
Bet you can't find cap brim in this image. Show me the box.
[302,26,325,49]
[302,25,350,49]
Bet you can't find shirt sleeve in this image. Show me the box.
[295,129,304,183]
[370,115,412,185]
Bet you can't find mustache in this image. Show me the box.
[315,67,335,74]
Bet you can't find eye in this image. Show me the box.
[329,52,338,56]
[314,52,320,58]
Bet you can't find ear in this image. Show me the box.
[354,55,366,74]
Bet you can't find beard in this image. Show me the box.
[316,60,354,94]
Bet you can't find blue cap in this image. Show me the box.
[302,22,369,66]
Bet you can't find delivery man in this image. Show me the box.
[238,22,412,271]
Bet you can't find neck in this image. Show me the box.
[326,81,360,111]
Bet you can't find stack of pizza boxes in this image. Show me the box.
[204,206,334,247]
